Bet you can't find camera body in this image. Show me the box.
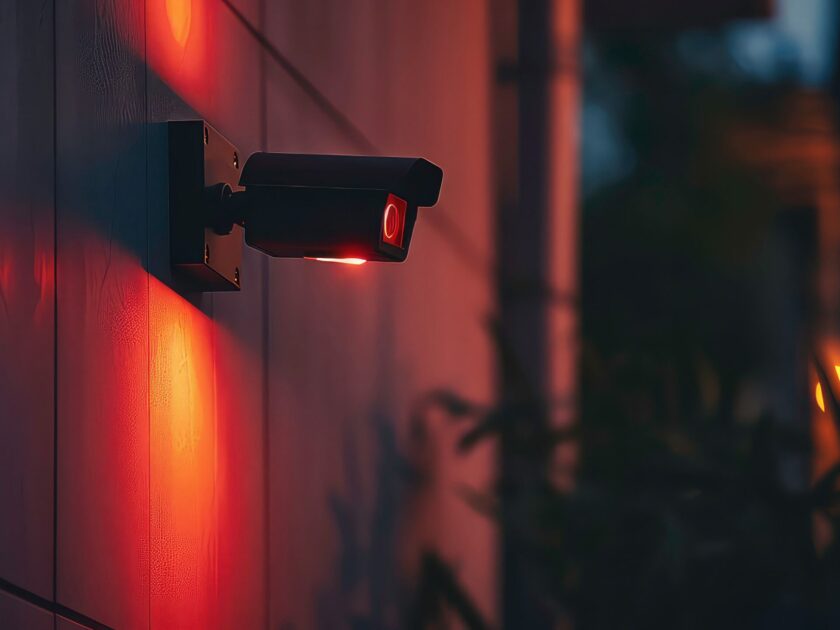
[240,152,442,263]
[168,121,444,291]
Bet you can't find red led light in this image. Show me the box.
[381,194,406,248]
[305,257,367,265]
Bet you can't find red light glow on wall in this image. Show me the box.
[165,0,192,47]
[147,0,217,110]
[150,276,218,628]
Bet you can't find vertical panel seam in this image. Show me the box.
[258,0,270,624]
[52,0,58,620]
[211,292,219,616]
[143,0,150,625]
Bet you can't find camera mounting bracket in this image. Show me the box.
[169,120,244,292]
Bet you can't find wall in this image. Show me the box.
[0,0,495,628]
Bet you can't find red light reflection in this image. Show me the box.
[150,276,217,628]
[165,0,192,47]
[146,0,217,111]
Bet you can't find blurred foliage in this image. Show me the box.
[414,35,840,629]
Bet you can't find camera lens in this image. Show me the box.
[381,194,407,248]
[383,203,399,240]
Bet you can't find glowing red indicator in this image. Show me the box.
[305,257,367,265]
[381,194,407,248]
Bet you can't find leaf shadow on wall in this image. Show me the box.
[315,416,421,630]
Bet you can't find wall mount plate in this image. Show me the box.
[169,120,243,291]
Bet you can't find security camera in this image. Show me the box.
[168,120,443,291]
[237,152,442,263]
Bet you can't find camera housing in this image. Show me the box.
[168,120,443,291]
[240,153,442,263]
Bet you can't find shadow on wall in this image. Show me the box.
[315,418,410,629]
[314,414,491,630]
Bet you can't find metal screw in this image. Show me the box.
[234,267,240,284]
[204,244,210,263]
[203,126,209,144]
[233,151,239,169]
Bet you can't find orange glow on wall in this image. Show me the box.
[150,276,218,628]
[165,0,192,47]
[147,0,217,111]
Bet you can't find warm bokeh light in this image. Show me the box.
[165,0,192,47]
[816,382,826,412]
[814,365,840,414]
[307,257,368,265]
[813,348,840,486]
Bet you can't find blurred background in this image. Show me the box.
[412,0,840,627]
[5,0,840,629]
[472,0,840,627]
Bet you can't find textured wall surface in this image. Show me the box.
[0,0,55,603]
[0,0,495,628]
